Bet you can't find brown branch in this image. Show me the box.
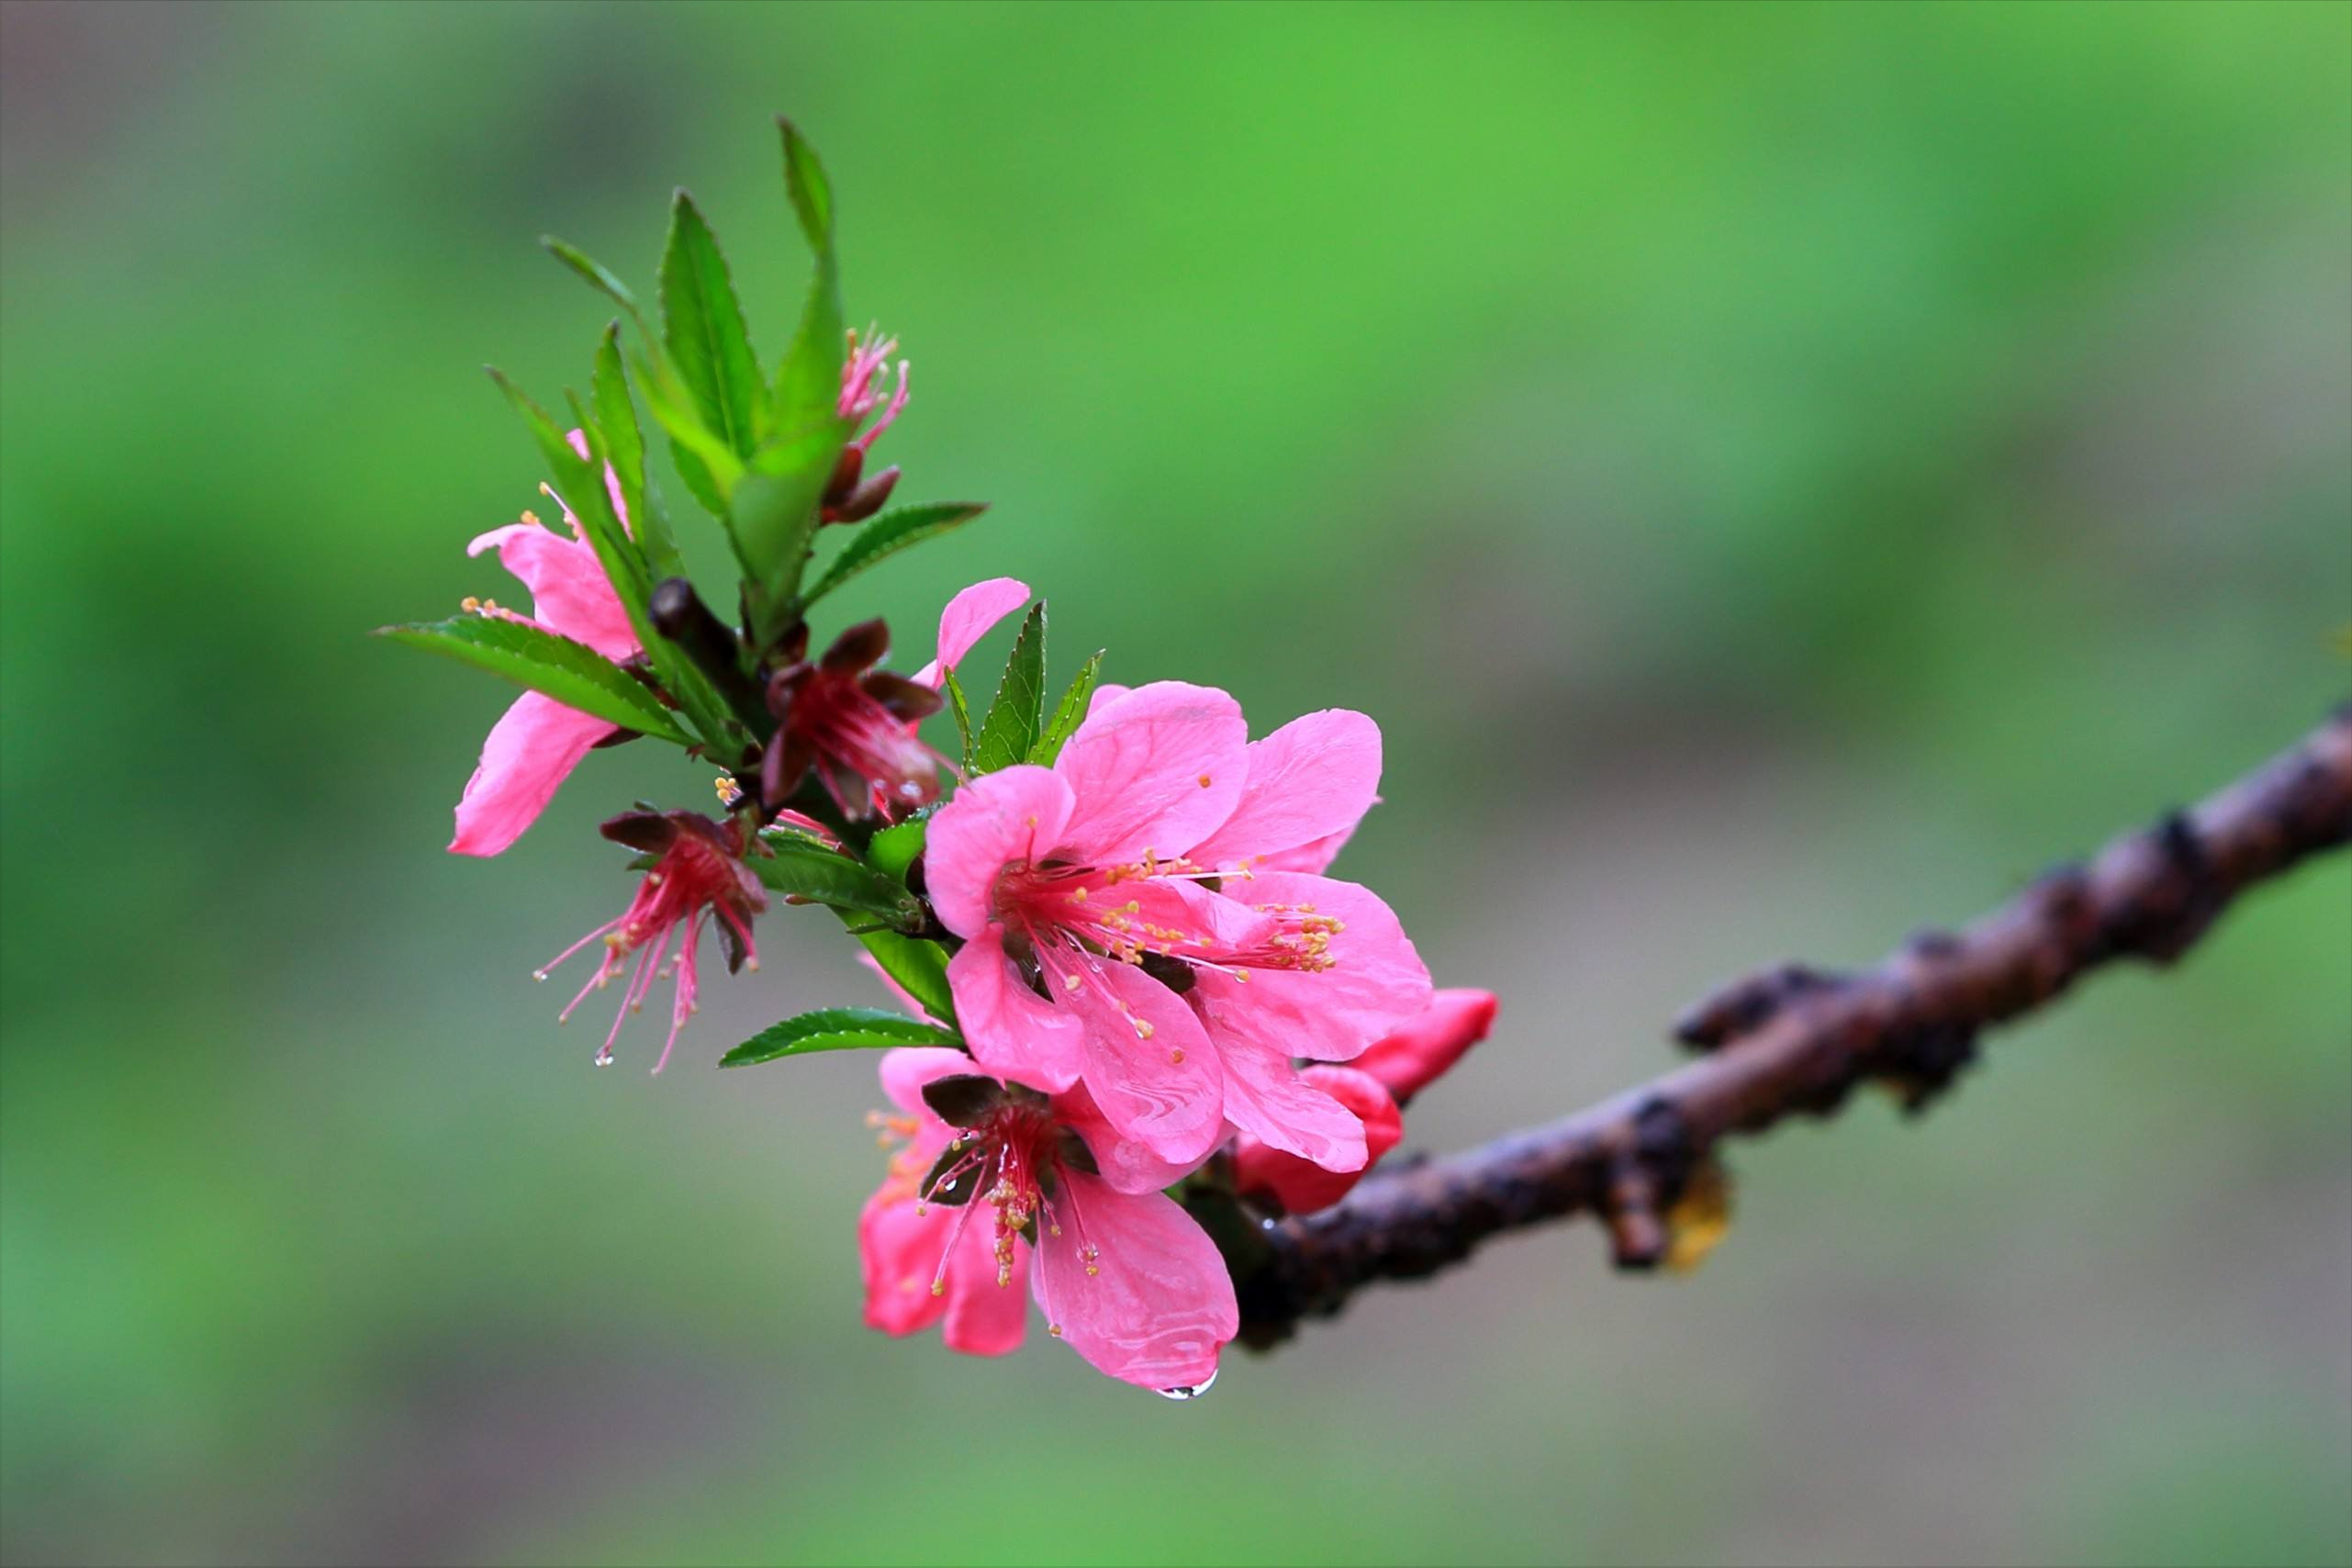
[1236,704,2352,1347]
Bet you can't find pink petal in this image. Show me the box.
[1231,1065,1403,1215]
[560,428,633,535]
[1255,825,1357,875]
[466,523,638,663]
[1186,710,1383,873]
[1051,682,1249,865]
[1085,681,1132,717]
[913,577,1031,689]
[859,1188,952,1338]
[1068,962,1225,1167]
[1215,870,1433,1060]
[941,1219,1029,1357]
[877,1046,977,1122]
[923,765,1076,937]
[1209,1024,1370,1174]
[447,691,618,857]
[1050,1080,1205,1197]
[947,928,1087,1093]
[1034,1174,1237,1390]
[1353,988,1499,1106]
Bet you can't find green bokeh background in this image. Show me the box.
[4,4,2348,1564]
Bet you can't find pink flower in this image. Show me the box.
[840,324,909,456]
[859,1047,1237,1392]
[763,619,946,820]
[536,811,767,1071]
[924,683,1432,1172]
[1352,987,1500,1106]
[911,577,1031,691]
[449,433,637,857]
[1230,989,1496,1215]
[1231,1065,1402,1215]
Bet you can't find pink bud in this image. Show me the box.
[1351,988,1498,1107]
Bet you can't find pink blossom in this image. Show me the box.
[448,432,637,857]
[763,619,946,820]
[1353,988,1499,1106]
[1232,1065,1402,1215]
[1230,990,1495,1215]
[859,1047,1236,1391]
[911,577,1031,690]
[924,684,1432,1170]
[536,811,767,1072]
[840,324,909,456]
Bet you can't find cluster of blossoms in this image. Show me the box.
[388,123,1498,1394]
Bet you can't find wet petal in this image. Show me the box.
[1067,961,1224,1167]
[877,1046,979,1122]
[859,1188,952,1338]
[941,1220,1029,1357]
[1212,1025,1370,1174]
[947,927,1086,1093]
[1034,1173,1236,1390]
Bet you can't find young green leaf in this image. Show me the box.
[802,502,989,609]
[969,602,1047,774]
[768,119,849,449]
[1029,650,1103,766]
[941,665,976,769]
[377,615,692,745]
[658,191,764,460]
[751,832,926,930]
[590,326,685,581]
[542,237,654,342]
[866,817,927,884]
[850,924,958,1030]
[720,1005,956,1068]
[486,367,656,620]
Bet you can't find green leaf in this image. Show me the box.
[377,614,691,745]
[970,603,1047,774]
[802,503,989,609]
[542,237,653,341]
[751,831,925,929]
[720,1006,955,1068]
[850,924,958,1029]
[867,818,926,884]
[591,325,683,581]
[1029,650,1103,766]
[942,666,975,768]
[777,118,834,248]
[486,367,656,621]
[658,191,764,460]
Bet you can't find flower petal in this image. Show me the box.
[913,577,1030,688]
[466,523,637,662]
[1051,1081,1204,1197]
[1051,682,1249,865]
[1085,681,1132,717]
[1067,961,1225,1167]
[447,691,618,857]
[1034,1174,1237,1391]
[1352,988,1500,1105]
[1230,1064,1403,1215]
[859,1188,952,1338]
[924,764,1077,936]
[941,1220,1029,1357]
[877,1045,978,1121]
[947,928,1086,1093]
[1186,710,1383,873]
[1216,870,1433,1060]
[1210,1025,1370,1174]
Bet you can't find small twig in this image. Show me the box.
[1237,704,2352,1347]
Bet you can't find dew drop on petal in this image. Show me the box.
[1156,1369,1218,1401]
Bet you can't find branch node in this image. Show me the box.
[1672,962,1841,1052]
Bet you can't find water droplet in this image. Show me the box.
[593,1049,614,1069]
[1156,1369,1217,1401]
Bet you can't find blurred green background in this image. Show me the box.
[3,3,2347,1564]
